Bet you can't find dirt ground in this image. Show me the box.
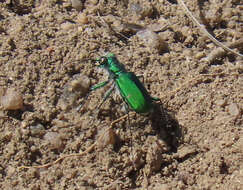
[0,0,242,189]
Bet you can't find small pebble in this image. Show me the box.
[60,22,75,30]
[228,103,240,117]
[71,0,83,11]
[44,132,64,151]
[7,166,16,176]
[195,51,206,59]
[68,74,90,96]
[97,128,117,148]
[129,2,153,18]
[130,3,143,15]
[77,13,89,24]
[177,146,196,159]
[58,74,90,110]
[137,29,167,53]
[0,88,23,110]
[30,123,45,137]
[215,99,227,107]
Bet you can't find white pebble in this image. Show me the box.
[228,103,240,117]
[61,22,75,30]
[71,0,83,11]
[0,88,23,110]
[44,132,63,150]
[137,29,167,52]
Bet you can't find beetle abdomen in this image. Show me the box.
[116,72,153,113]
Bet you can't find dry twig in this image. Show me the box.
[18,113,136,169]
[177,0,243,59]
[205,39,243,62]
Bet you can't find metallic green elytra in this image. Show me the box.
[88,53,159,114]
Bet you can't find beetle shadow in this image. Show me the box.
[97,96,183,153]
[121,102,183,186]
[111,102,183,153]
[149,103,183,152]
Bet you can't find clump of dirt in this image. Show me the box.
[0,0,242,189]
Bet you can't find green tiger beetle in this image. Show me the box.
[82,53,160,115]
[83,52,161,162]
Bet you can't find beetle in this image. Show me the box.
[83,53,160,114]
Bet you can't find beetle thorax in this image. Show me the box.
[108,62,125,74]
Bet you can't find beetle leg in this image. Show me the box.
[90,80,111,91]
[96,81,116,110]
[77,80,111,111]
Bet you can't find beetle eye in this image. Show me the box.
[99,57,107,65]
[95,56,108,66]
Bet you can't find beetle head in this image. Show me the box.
[95,53,115,67]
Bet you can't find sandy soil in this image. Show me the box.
[0,0,242,189]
